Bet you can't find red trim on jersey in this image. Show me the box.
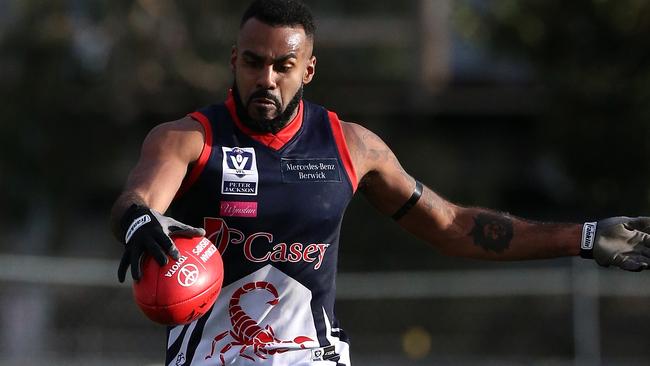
[328,111,358,193]
[225,90,303,151]
[175,111,213,198]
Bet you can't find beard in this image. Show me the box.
[232,82,303,134]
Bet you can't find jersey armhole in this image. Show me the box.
[174,111,213,199]
[327,111,358,193]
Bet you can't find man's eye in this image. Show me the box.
[244,58,262,68]
[276,64,292,72]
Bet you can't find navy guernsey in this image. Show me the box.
[165,92,357,366]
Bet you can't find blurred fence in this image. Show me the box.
[2,254,650,365]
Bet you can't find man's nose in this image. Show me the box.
[256,65,277,89]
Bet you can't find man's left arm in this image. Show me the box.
[341,121,650,271]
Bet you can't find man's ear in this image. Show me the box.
[303,55,316,84]
[230,45,237,72]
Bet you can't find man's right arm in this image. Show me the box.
[110,116,205,237]
[110,116,206,281]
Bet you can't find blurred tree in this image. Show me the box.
[454,0,650,216]
[0,0,233,253]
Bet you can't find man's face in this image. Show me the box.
[231,18,316,124]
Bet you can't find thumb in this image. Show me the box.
[152,210,206,237]
[624,217,650,233]
[169,225,206,238]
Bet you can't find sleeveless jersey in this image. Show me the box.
[165,92,357,366]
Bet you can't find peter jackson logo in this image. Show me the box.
[222,147,258,195]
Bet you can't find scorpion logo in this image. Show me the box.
[205,281,313,365]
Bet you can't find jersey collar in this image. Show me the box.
[225,90,304,151]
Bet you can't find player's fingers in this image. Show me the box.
[117,251,130,283]
[638,246,650,258]
[641,235,650,247]
[151,210,205,238]
[169,225,206,238]
[619,255,649,272]
[625,217,650,233]
[153,231,179,261]
[145,233,172,265]
[131,248,144,280]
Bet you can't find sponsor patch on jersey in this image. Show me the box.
[311,345,337,361]
[281,158,341,183]
[220,201,258,218]
[203,217,330,270]
[222,147,258,196]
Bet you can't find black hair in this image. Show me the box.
[241,0,315,38]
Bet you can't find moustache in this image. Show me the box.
[247,90,281,109]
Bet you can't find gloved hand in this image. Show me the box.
[581,217,650,271]
[117,204,206,282]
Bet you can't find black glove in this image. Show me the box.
[117,204,206,282]
[581,217,650,271]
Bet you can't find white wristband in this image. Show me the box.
[125,214,151,244]
[581,221,598,251]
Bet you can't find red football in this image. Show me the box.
[133,236,224,325]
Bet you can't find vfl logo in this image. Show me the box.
[226,148,253,176]
[178,264,199,287]
[222,147,259,196]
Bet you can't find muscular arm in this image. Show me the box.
[109,117,204,239]
[342,121,580,260]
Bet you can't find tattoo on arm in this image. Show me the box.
[357,128,408,189]
[469,213,514,253]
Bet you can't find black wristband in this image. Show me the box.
[580,222,597,259]
[392,180,423,221]
[580,248,593,259]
